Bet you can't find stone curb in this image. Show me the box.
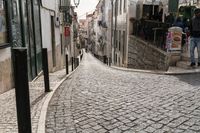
[89,51,200,75]
[111,66,200,75]
[36,55,83,133]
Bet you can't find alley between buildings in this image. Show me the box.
[46,53,200,133]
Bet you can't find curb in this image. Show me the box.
[90,53,200,75]
[111,66,200,75]
[37,55,83,133]
[111,66,166,75]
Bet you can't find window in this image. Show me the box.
[123,31,126,63]
[124,0,126,13]
[119,31,121,51]
[0,0,8,47]
[115,30,118,48]
[115,0,118,16]
[120,0,122,14]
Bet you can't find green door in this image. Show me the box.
[27,0,37,79]
[32,0,42,73]
[11,0,42,80]
[19,0,33,80]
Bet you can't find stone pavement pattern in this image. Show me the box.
[0,68,68,133]
[46,53,200,133]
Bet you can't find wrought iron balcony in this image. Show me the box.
[59,6,71,12]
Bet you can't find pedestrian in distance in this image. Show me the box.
[189,8,200,67]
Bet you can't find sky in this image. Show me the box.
[71,0,99,19]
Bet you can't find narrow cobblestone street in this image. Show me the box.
[46,53,200,133]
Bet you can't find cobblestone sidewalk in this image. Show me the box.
[0,67,70,133]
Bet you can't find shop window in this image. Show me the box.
[0,0,8,48]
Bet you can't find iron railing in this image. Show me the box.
[132,20,171,51]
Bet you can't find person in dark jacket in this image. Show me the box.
[189,8,200,67]
[173,17,184,29]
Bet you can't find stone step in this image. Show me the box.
[176,61,193,69]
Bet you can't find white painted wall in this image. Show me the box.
[41,9,52,50]
[40,0,61,50]
[41,0,56,11]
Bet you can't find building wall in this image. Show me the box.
[114,0,128,67]
[128,36,170,71]
[103,0,111,58]
[41,0,64,72]
[41,0,56,10]
[0,48,14,94]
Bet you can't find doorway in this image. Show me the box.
[51,16,56,67]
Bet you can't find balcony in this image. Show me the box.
[59,6,70,12]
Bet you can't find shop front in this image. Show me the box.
[11,0,42,80]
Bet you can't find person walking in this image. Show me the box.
[189,8,200,67]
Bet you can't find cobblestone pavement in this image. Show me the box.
[46,53,200,133]
[0,68,68,133]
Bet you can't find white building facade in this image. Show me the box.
[40,0,65,72]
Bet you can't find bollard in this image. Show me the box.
[80,54,83,60]
[13,48,32,133]
[103,56,107,64]
[42,48,50,92]
[75,58,79,68]
[65,54,69,75]
[71,57,74,71]
[109,57,111,66]
[74,58,77,69]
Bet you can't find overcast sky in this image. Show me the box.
[71,0,99,19]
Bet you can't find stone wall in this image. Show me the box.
[0,58,14,94]
[128,36,170,71]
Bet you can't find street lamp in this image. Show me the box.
[73,0,80,7]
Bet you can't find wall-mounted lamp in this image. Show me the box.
[73,0,80,7]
